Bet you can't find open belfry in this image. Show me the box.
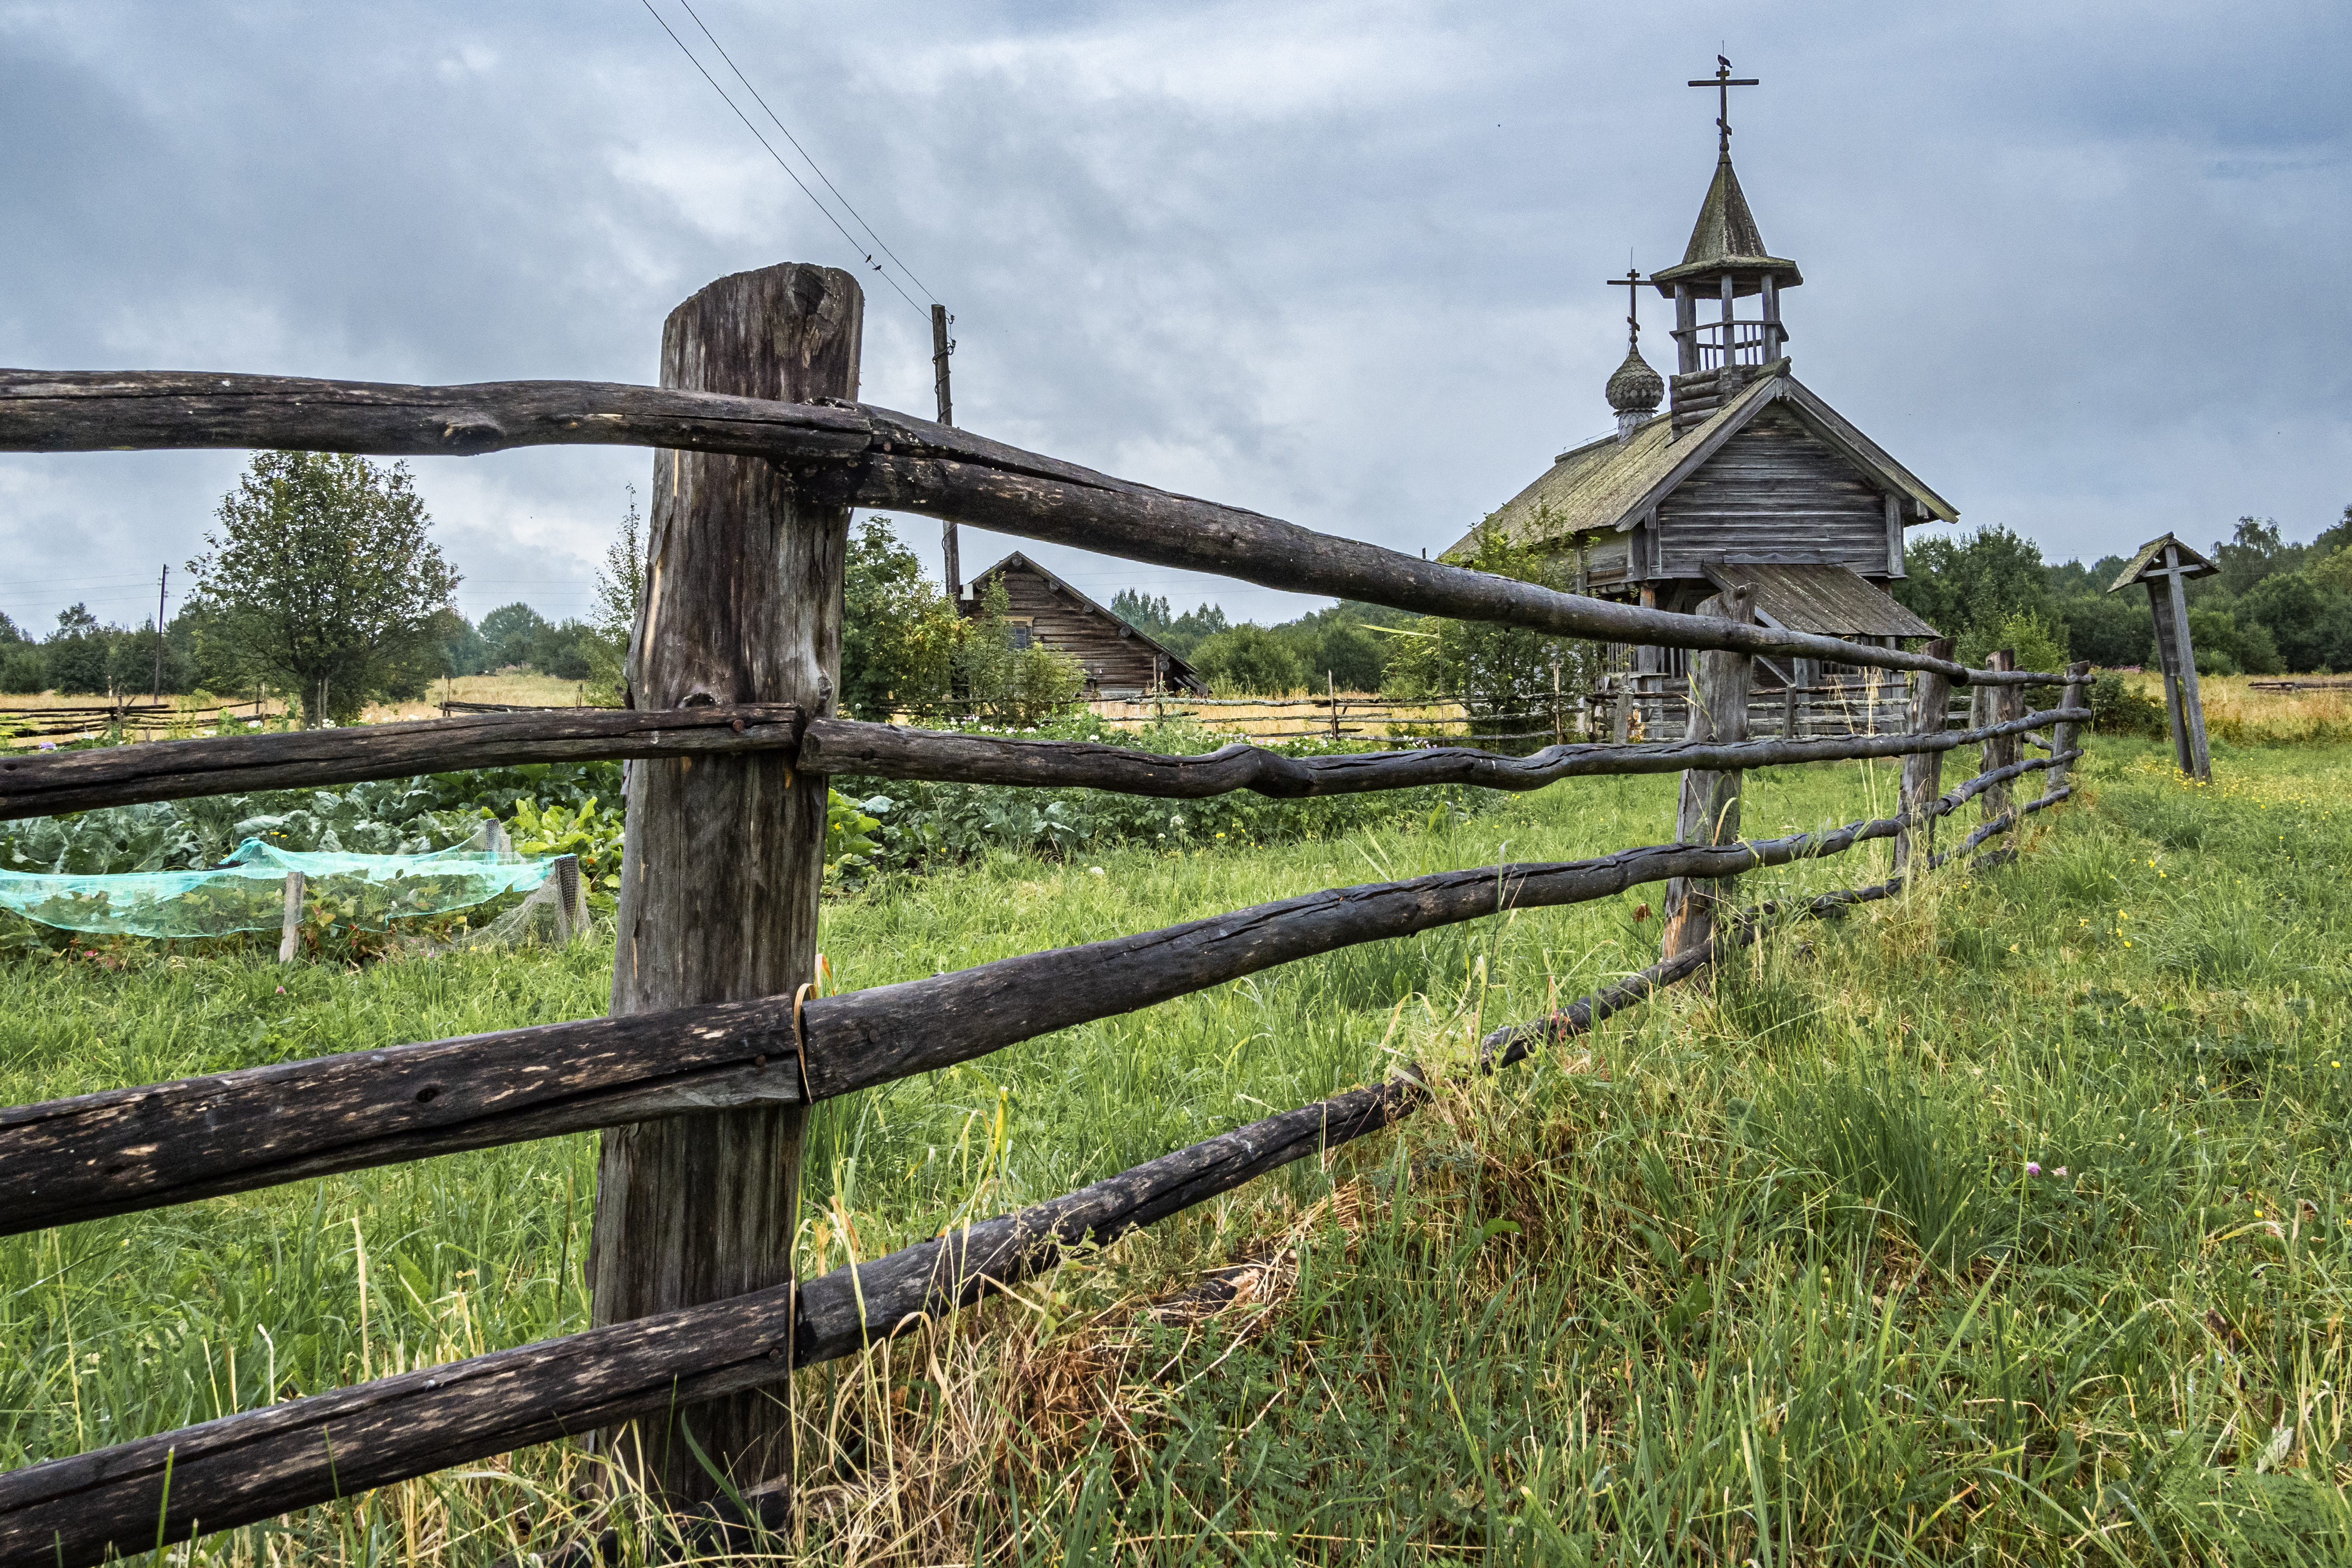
[1458,60,1958,738]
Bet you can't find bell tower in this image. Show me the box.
[1650,58,1803,436]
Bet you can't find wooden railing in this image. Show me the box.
[0,265,2090,1565]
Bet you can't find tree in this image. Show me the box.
[1191,625,1304,694]
[187,451,459,726]
[951,577,1082,724]
[1379,514,1601,750]
[1109,589,1173,637]
[2053,590,2149,668]
[42,604,113,695]
[0,612,45,696]
[1894,525,2054,662]
[479,602,550,671]
[425,609,488,679]
[2208,516,2298,600]
[525,619,608,683]
[593,485,647,647]
[2239,572,2337,673]
[841,517,963,718]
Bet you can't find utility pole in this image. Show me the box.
[932,302,960,602]
[151,565,168,704]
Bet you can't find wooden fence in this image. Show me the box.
[0,264,2091,1565]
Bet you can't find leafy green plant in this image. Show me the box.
[825,790,889,887]
[509,795,625,905]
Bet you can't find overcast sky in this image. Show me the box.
[4,0,2347,637]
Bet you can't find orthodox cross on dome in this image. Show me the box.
[1605,267,1646,344]
[1601,266,1664,439]
[1688,55,1759,154]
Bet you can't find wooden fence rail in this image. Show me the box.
[0,369,2066,689]
[0,700,2081,823]
[0,705,802,818]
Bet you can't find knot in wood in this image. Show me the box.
[437,415,505,448]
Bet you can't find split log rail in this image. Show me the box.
[0,266,2092,1566]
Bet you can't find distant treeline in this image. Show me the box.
[1895,509,2352,677]
[0,600,614,699]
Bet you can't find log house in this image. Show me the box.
[959,550,1208,697]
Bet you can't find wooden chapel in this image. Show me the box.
[1452,62,1957,740]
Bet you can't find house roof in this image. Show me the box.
[964,550,1206,688]
[1450,359,1959,559]
[2107,533,2220,594]
[1702,561,1940,639]
[1650,153,1803,294]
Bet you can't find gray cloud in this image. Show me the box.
[3,0,2345,636]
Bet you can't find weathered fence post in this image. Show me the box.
[591,262,862,1509]
[2049,659,2090,795]
[1661,585,1754,967]
[1892,636,1956,876]
[1977,649,2018,823]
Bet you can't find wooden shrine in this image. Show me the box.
[2107,532,2217,780]
[1452,62,1954,741]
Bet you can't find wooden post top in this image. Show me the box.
[2108,533,2220,593]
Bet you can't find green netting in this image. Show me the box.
[0,837,559,938]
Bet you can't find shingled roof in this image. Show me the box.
[1651,154,1803,294]
[2106,533,2220,593]
[1702,561,1939,639]
[1448,359,1957,558]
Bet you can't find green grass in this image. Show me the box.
[5,739,2352,1562]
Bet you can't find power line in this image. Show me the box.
[637,0,930,321]
[674,0,938,307]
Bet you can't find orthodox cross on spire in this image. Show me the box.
[1605,267,1646,346]
[1688,55,1759,153]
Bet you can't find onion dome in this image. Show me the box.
[1606,344,1664,416]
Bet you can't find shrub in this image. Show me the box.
[1191,625,1303,695]
[2089,672,2166,737]
[0,647,46,695]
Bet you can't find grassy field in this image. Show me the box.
[4,735,2351,1563]
[2116,670,2352,746]
[0,673,596,747]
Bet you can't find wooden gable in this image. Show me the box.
[964,553,1207,695]
[1655,407,1895,581]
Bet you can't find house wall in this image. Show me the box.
[1655,409,1891,579]
[991,566,1171,692]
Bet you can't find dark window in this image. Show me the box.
[1009,624,1032,650]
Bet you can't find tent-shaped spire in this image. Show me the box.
[1651,154,1803,297]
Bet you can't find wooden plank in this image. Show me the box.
[1976,650,2019,820]
[589,262,859,1504]
[1661,585,1754,964]
[797,706,2081,800]
[2164,543,2213,780]
[1894,637,1956,874]
[2147,580,2195,775]
[2049,661,2089,794]
[275,871,304,964]
[0,704,801,821]
[0,368,2037,687]
[0,995,809,1235]
[798,806,1925,1103]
